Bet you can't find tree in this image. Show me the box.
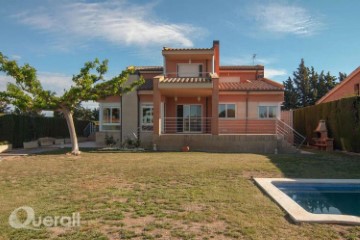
[0,52,144,154]
[283,77,298,109]
[324,71,337,92]
[55,104,99,121]
[0,101,9,113]
[308,66,319,105]
[338,72,348,82]
[292,59,311,107]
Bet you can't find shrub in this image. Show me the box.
[294,96,360,152]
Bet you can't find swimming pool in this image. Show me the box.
[274,182,360,217]
[254,178,360,225]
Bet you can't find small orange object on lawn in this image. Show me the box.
[182,146,190,152]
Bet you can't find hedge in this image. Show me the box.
[293,96,360,152]
[0,115,89,148]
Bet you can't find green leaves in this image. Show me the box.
[0,52,143,113]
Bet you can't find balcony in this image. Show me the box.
[163,117,212,134]
[162,117,278,135]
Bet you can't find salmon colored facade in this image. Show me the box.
[96,41,285,150]
[317,66,360,104]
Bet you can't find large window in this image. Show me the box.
[219,104,236,118]
[100,104,120,131]
[141,104,153,131]
[258,106,277,119]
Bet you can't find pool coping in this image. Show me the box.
[253,178,360,225]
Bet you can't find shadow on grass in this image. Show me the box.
[266,149,360,179]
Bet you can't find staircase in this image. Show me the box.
[83,122,97,141]
[276,119,306,153]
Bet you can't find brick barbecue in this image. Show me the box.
[313,120,334,151]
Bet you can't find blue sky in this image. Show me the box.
[1,0,359,108]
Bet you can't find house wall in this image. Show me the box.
[153,134,278,153]
[141,72,161,79]
[121,75,140,144]
[95,131,121,146]
[217,92,282,133]
[318,69,360,103]
[98,95,120,103]
[139,94,153,102]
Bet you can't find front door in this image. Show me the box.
[176,105,202,133]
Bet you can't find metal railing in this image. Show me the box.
[83,121,97,137]
[163,117,212,134]
[164,72,213,78]
[276,119,306,149]
[218,119,277,134]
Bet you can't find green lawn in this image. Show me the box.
[0,150,359,239]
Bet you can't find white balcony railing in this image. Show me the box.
[218,118,277,134]
[163,117,212,134]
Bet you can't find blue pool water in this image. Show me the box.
[273,182,360,216]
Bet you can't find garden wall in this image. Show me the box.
[0,115,89,148]
[294,96,360,152]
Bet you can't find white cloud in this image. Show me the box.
[0,72,72,95]
[264,68,287,79]
[10,55,21,60]
[249,2,323,36]
[37,72,73,95]
[12,1,202,48]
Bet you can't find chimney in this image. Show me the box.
[213,40,220,74]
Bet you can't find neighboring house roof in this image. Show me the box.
[219,79,283,91]
[134,66,163,72]
[316,66,360,104]
[220,65,264,71]
[161,77,212,84]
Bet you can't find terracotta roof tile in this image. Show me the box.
[161,77,212,84]
[219,79,282,91]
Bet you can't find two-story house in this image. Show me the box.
[96,41,295,153]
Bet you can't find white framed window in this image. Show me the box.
[219,103,236,118]
[258,106,277,119]
[141,104,153,131]
[100,103,121,131]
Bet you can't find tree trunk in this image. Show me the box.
[62,108,80,155]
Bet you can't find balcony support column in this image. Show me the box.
[153,76,162,136]
[211,76,219,135]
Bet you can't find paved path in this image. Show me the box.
[0,141,98,156]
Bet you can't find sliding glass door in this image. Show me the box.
[177,105,202,133]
